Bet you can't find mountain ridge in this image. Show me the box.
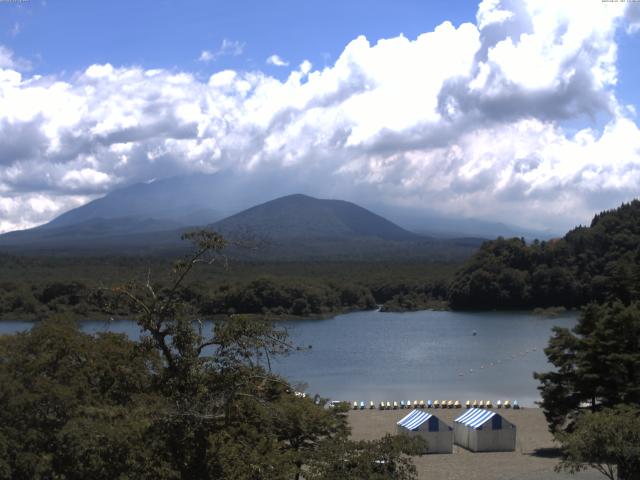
[0,193,482,260]
[2,174,549,240]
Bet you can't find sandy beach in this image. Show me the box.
[348,407,603,480]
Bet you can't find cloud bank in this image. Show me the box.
[1,0,639,233]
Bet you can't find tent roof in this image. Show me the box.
[454,408,498,429]
[397,410,433,431]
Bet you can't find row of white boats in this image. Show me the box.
[352,399,520,410]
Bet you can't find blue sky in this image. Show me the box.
[2,1,479,76]
[4,0,639,108]
[0,0,640,233]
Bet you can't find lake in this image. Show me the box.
[0,309,578,406]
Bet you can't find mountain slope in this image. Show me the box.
[0,193,482,260]
[44,174,226,231]
[208,194,484,261]
[213,194,420,241]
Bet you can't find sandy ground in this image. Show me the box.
[348,407,603,480]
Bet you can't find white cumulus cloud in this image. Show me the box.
[266,54,289,67]
[0,0,639,234]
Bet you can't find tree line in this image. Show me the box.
[0,269,452,320]
[449,201,640,310]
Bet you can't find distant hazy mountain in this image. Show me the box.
[0,192,483,260]
[0,172,551,258]
[369,204,557,241]
[9,173,548,240]
[43,174,228,231]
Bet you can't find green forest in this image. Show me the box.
[449,200,640,310]
[0,256,454,320]
[4,201,640,321]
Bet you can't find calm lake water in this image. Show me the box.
[0,309,578,406]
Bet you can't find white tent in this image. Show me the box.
[454,408,516,452]
[396,410,453,454]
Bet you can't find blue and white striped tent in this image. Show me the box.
[397,409,453,453]
[454,408,516,452]
[456,408,499,429]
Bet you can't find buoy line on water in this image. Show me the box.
[455,346,540,377]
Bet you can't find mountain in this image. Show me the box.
[42,174,228,232]
[0,193,482,260]
[208,194,462,261]
[369,204,557,240]
[13,174,544,240]
[212,194,419,241]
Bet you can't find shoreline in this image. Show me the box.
[0,304,582,324]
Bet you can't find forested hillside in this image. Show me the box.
[449,201,640,310]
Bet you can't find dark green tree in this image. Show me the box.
[449,200,640,310]
[535,301,640,432]
[555,406,640,480]
[108,231,352,479]
[0,315,164,480]
[307,434,426,480]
